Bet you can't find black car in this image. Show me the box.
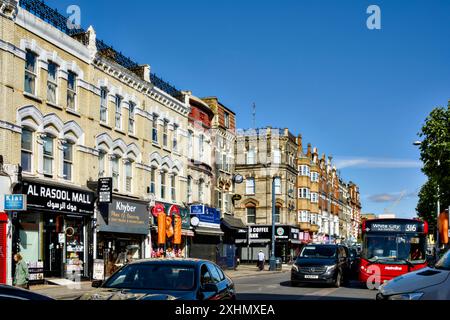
[0,285,54,301]
[79,258,236,300]
[291,244,351,287]
[348,247,360,279]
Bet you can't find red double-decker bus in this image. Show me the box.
[359,218,428,288]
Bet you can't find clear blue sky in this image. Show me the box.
[47,0,450,218]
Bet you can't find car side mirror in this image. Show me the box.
[201,283,219,293]
[92,280,103,288]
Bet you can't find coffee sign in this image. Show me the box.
[23,179,94,215]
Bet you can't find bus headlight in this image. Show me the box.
[387,292,424,300]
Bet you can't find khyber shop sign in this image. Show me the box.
[23,179,94,215]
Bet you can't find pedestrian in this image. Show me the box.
[13,253,29,289]
[258,250,265,271]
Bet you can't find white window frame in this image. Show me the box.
[112,155,120,191]
[100,87,108,123]
[152,114,158,143]
[24,50,37,95]
[246,178,255,195]
[128,101,135,135]
[273,149,281,164]
[274,177,281,194]
[47,61,58,104]
[67,71,77,110]
[21,128,33,173]
[115,95,122,130]
[125,161,133,193]
[247,148,256,165]
[62,141,74,181]
[43,135,54,178]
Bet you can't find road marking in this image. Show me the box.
[299,287,340,299]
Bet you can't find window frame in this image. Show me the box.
[125,161,133,193]
[163,120,169,147]
[62,141,74,181]
[21,128,33,173]
[42,135,55,178]
[24,50,37,95]
[245,177,255,195]
[47,61,58,104]
[247,206,256,224]
[100,87,108,123]
[115,95,123,130]
[112,155,120,191]
[152,114,159,143]
[67,71,77,110]
[160,170,166,199]
[128,102,136,135]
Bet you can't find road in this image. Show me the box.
[233,271,377,300]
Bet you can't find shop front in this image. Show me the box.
[220,214,248,269]
[190,205,223,263]
[96,195,149,278]
[150,202,193,258]
[13,178,94,282]
[237,225,304,263]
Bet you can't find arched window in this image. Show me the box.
[62,141,74,181]
[111,155,120,191]
[21,128,33,173]
[187,176,193,203]
[67,71,77,110]
[43,135,55,178]
[170,174,176,201]
[160,170,166,199]
[198,179,204,203]
[125,160,133,192]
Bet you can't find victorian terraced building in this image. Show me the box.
[0,0,193,283]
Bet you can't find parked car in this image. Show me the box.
[377,249,450,300]
[0,285,54,301]
[291,244,351,287]
[79,258,236,300]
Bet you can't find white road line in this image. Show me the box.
[299,287,341,299]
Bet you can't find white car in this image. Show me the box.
[377,250,450,300]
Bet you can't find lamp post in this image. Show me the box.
[269,176,278,271]
[413,140,442,256]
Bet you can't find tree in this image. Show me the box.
[416,105,450,228]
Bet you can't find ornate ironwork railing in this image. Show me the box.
[19,0,183,102]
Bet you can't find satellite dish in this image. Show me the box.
[191,216,200,227]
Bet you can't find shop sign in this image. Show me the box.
[93,259,105,280]
[98,177,112,203]
[190,205,221,228]
[23,180,94,215]
[249,226,271,240]
[290,227,300,240]
[275,226,289,240]
[4,194,27,211]
[98,197,149,234]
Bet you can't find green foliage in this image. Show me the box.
[416,105,450,226]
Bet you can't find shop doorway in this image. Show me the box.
[43,215,63,278]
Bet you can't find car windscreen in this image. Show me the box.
[362,234,426,264]
[298,246,336,259]
[103,264,196,291]
[435,250,450,271]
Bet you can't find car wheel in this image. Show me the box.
[333,271,342,288]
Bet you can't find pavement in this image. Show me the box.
[29,264,288,300]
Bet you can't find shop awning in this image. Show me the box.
[221,215,247,231]
[194,227,224,236]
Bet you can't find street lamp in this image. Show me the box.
[269,175,279,271]
[413,140,442,256]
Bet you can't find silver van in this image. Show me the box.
[377,249,450,300]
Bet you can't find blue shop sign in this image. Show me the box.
[4,194,27,211]
[190,205,221,225]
